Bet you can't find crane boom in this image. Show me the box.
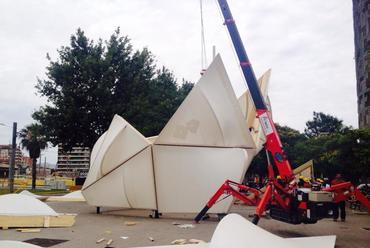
[217,0,293,180]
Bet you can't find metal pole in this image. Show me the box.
[9,122,17,193]
[44,156,46,177]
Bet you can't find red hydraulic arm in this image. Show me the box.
[324,182,370,211]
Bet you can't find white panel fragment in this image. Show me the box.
[0,194,57,216]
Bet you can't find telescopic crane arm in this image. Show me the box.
[217,0,293,181]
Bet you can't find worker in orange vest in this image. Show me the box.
[331,173,346,222]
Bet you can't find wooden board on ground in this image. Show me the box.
[0,214,76,229]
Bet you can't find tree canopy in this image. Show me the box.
[33,28,192,150]
[304,111,349,137]
[248,112,369,184]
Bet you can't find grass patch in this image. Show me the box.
[0,188,69,195]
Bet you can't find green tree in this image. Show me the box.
[33,28,192,150]
[304,111,349,137]
[18,124,48,190]
[326,129,370,182]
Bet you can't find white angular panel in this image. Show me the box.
[83,114,151,189]
[101,121,150,175]
[82,146,157,210]
[82,163,130,208]
[155,55,255,149]
[153,145,254,213]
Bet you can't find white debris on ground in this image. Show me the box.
[46,190,85,202]
[132,214,336,248]
[0,194,57,216]
[0,240,42,248]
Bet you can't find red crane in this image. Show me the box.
[194,0,370,225]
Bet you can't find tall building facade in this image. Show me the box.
[353,0,370,128]
[56,146,90,179]
[0,145,31,177]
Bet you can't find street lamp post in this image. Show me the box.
[9,122,17,193]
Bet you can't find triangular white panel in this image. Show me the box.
[155,55,255,149]
[82,164,131,208]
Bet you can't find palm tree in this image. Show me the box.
[18,124,47,190]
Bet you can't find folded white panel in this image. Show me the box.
[238,69,271,152]
[83,114,150,189]
[83,132,107,189]
[82,146,157,209]
[101,122,150,175]
[155,55,255,149]
[153,145,254,213]
[0,194,57,216]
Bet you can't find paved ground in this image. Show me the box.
[0,202,369,248]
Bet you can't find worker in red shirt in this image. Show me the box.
[331,173,346,222]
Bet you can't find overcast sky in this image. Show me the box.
[0,0,356,164]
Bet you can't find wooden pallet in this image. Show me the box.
[0,214,76,229]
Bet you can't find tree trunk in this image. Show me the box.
[32,157,37,190]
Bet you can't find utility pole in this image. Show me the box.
[9,122,17,193]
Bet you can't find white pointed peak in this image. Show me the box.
[238,68,271,124]
[155,54,255,149]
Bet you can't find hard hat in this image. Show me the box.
[303,177,310,183]
[299,176,304,180]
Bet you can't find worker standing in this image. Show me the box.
[331,173,346,222]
